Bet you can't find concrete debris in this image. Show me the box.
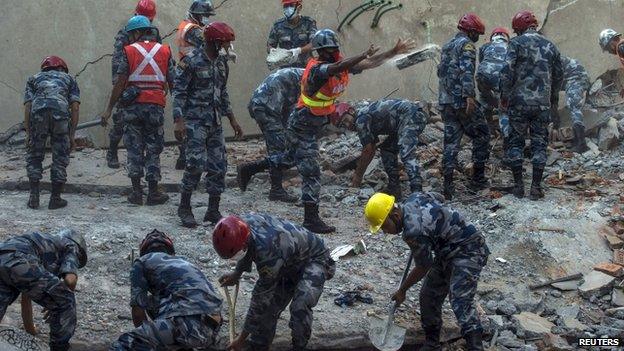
[594,262,624,277]
[0,325,46,351]
[539,333,573,351]
[551,280,581,291]
[612,288,624,307]
[578,271,616,299]
[512,312,555,339]
[598,118,621,151]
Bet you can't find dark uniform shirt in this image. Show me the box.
[24,71,80,118]
[250,68,304,116]
[560,56,590,91]
[438,32,477,109]
[267,16,317,68]
[355,99,424,145]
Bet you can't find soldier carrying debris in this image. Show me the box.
[107,0,161,170]
[0,229,87,351]
[248,67,304,203]
[173,22,244,228]
[267,0,317,69]
[336,99,431,199]
[500,10,563,200]
[438,13,491,201]
[214,214,335,351]
[110,230,223,350]
[364,192,489,351]
[24,56,80,210]
[237,29,415,233]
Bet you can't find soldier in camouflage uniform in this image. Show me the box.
[248,67,304,203]
[477,27,510,147]
[107,0,161,169]
[0,229,88,351]
[438,13,491,201]
[338,99,430,199]
[364,192,489,351]
[267,0,317,69]
[110,230,222,351]
[500,11,563,200]
[213,214,335,351]
[173,22,244,228]
[556,56,590,153]
[24,56,80,210]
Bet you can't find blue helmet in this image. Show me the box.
[311,29,340,51]
[126,15,152,32]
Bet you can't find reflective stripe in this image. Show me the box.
[315,91,334,101]
[128,42,166,83]
[301,94,334,107]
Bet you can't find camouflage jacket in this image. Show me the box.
[477,39,508,86]
[235,213,334,335]
[172,46,233,124]
[0,232,82,277]
[399,193,489,267]
[355,99,427,146]
[560,56,590,92]
[438,32,477,108]
[24,71,80,118]
[112,27,162,85]
[267,16,317,68]
[249,68,304,116]
[130,252,223,319]
[500,29,564,110]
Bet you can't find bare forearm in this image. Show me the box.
[354,146,375,179]
[300,43,313,55]
[20,295,35,334]
[70,103,79,137]
[327,52,368,76]
[353,49,395,71]
[131,306,147,328]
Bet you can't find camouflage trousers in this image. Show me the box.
[565,82,586,128]
[181,121,227,195]
[0,251,76,350]
[109,107,125,148]
[507,107,550,168]
[378,111,426,192]
[109,314,220,351]
[249,104,289,158]
[441,107,491,176]
[246,259,335,349]
[26,109,70,183]
[268,109,325,204]
[420,252,487,336]
[121,103,165,182]
[477,78,510,140]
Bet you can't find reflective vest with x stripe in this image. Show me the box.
[124,41,171,107]
[297,57,350,116]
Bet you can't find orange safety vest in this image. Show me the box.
[175,20,201,60]
[124,41,171,107]
[297,58,350,116]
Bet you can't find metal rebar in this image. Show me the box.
[372,3,403,28]
[371,1,393,28]
[346,0,384,27]
[338,0,376,32]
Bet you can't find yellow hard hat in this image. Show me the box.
[364,192,396,234]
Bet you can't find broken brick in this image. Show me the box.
[614,250,624,266]
[584,190,598,198]
[594,262,624,277]
[605,235,624,249]
[613,222,624,236]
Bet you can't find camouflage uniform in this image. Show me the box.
[438,32,490,176]
[0,232,82,350]
[500,29,563,168]
[249,68,304,158]
[173,46,232,195]
[24,70,80,184]
[267,16,317,68]
[399,193,489,337]
[116,38,175,182]
[354,99,428,193]
[561,56,590,128]
[477,39,509,139]
[110,28,162,150]
[110,252,222,351]
[235,213,335,349]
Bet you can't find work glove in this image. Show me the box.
[287,47,302,64]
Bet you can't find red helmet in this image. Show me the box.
[457,13,485,35]
[135,0,157,21]
[512,11,538,34]
[204,22,236,43]
[491,26,510,40]
[282,0,301,5]
[213,216,250,259]
[40,56,68,73]
[139,229,175,257]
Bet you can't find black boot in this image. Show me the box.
[268,168,297,203]
[50,342,71,351]
[146,181,169,205]
[420,327,442,351]
[203,195,223,224]
[127,177,143,205]
[106,147,120,169]
[469,163,489,191]
[529,166,545,201]
[27,180,40,209]
[237,159,269,191]
[175,144,186,170]
[48,182,68,210]
[178,191,197,228]
[443,173,454,201]
[303,203,335,234]
[464,330,484,351]
[572,124,589,154]
[511,166,524,199]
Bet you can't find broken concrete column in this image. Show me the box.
[598,118,621,151]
